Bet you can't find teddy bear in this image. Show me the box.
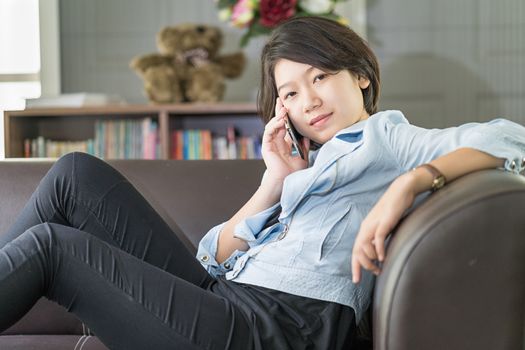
[130,24,246,103]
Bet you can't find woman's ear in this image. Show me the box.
[358,76,371,89]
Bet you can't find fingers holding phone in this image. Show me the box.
[262,100,288,152]
[284,118,305,160]
[277,98,309,161]
[261,99,309,180]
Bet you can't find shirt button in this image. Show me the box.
[200,255,209,263]
[224,262,231,269]
[510,160,517,170]
[277,224,289,240]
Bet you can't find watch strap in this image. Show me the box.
[415,163,446,191]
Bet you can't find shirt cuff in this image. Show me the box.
[196,222,244,277]
[463,119,525,175]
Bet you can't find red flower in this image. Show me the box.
[259,0,297,28]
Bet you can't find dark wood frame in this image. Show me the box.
[3,103,261,159]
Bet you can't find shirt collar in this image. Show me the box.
[334,117,368,139]
[308,117,368,165]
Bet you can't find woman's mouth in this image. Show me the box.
[309,113,332,127]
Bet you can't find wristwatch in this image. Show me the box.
[415,163,446,192]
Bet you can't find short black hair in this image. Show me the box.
[258,16,380,124]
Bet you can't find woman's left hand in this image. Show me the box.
[351,174,417,284]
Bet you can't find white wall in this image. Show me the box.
[39,0,61,96]
[368,0,525,127]
[58,0,366,104]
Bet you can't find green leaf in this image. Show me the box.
[294,11,342,21]
[240,31,251,48]
[322,13,341,20]
[294,11,311,17]
[250,22,272,36]
[239,22,272,47]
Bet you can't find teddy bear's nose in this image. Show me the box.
[196,26,206,34]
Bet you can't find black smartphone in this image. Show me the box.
[284,118,305,160]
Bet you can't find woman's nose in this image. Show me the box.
[303,92,322,113]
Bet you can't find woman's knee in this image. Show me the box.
[21,223,81,248]
[49,152,75,175]
[53,152,101,173]
[6,223,57,256]
[39,153,97,201]
[71,152,125,185]
[52,152,124,190]
[50,152,98,180]
[23,223,56,241]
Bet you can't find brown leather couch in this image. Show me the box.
[0,159,524,349]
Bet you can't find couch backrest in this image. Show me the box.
[0,159,266,252]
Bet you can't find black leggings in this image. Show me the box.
[0,152,252,350]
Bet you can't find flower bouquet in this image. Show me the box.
[216,0,349,47]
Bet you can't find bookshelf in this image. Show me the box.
[3,103,263,160]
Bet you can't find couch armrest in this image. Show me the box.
[374,170,525,350]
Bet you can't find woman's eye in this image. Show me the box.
[284,91,296,99]
[314,74,327,83]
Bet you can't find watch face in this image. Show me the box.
[433,176,446,190]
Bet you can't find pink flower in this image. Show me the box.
[259,0,297,28]
[231,0,257,28]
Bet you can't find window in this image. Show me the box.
[0,0,41,111]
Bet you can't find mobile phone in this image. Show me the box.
[284,118,305,160]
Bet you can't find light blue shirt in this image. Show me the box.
[197,110,525,322]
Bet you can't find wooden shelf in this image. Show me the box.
[3,102,262,160]
[4,102,257,116]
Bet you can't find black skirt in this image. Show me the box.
[209,277,357,350]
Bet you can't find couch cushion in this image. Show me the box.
[0,335,108,350]
[109,159,266,250]
[3,299,85,335]
[0,159,266,252]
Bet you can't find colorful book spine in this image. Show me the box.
[168,127,262,160]
[23,120,261,160]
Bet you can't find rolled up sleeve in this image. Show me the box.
[196,223,244,277]
[384,115,525,174]
[197,171,283,276]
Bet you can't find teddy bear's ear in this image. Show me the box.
[215,52,246,79]
[156,27,179,55]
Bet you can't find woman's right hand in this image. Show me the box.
[261,98,310,189]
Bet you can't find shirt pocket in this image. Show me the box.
[315,197,353,261]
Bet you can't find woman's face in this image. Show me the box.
[274,59,370,144]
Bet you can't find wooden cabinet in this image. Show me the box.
[3,103,263,160]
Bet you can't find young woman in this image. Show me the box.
[1,16,524,350]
